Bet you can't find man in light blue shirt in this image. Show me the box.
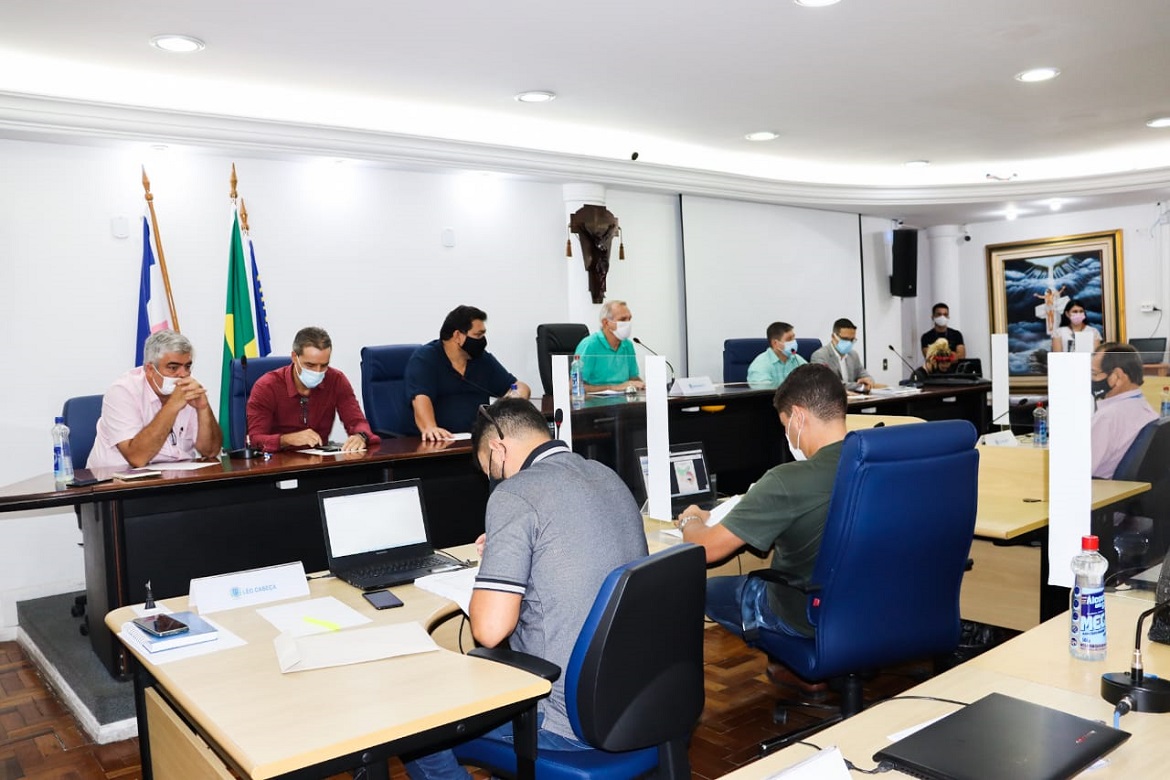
[747,321,807,389]
[574,299,644,391]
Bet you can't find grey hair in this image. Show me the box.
[143,330,194,365]
[599,299,628,322]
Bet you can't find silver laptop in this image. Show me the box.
[317,479,465,590]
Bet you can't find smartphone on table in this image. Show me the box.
[362,590,404,610]
[132,613,189,637]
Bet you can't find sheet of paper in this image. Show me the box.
[298,446,367,455]
[664,494,742,538]
[414,566,478,614]
[256,596,371,636]
[763,745,852,779]
[119,617,246,666]
[870,386,921,397]
[587,389,626,396]
[1047,352,1092,588]
[152,461,223,471]
[274,622,439,673]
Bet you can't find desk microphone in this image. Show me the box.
[887,345,923,387]
[1101,599,1170,712]
[227,354,263,459]
[632,338,677,388]
[553,408,564,440]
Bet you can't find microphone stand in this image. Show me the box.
[887,344,923,387]
[1101,600,1170,712]
[632,338,676,389]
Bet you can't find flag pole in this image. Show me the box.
[141,166,180,331]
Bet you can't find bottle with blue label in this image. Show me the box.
[1161,386,1170,417]
[52,416,74,486]
[1069,534,1107,661]
[570,354,585,400]
[1032,401,1048,447]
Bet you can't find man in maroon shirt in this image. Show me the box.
[246,326,380,453]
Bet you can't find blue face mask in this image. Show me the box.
[835,339,853,356]
[297,358,326,390]
[781,340,798,356]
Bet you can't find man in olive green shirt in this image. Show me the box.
[674,363,846,638]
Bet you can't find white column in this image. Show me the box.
[926,225,963,323]
[562,183,607,327]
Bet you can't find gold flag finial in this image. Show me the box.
[142,166,153,203]
[230,163,238,201]
[239,198,250,233]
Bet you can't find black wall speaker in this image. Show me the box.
[890,228,917,297]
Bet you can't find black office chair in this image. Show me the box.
[1096,417,1170,582]
[536,323,590,395]
[454,544,706,779]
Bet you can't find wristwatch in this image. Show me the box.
[355,431,369,443]
[677,514,702,532]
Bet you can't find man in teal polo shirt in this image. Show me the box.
[574,299,645,392]
[747,321,807,389]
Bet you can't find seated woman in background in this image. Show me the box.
[1051,299,1102,353]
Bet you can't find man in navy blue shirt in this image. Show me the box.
[405,305,531,440]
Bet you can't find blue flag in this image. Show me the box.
[248,239,272,357]
[136,216,172,365]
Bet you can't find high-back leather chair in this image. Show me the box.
[536,324,590,395]
[723,338,824,383]
[227,356,292,450]
[795,337,822,362]
[454,544,707,779]
[360,344,421,437]
[1096,416,1170,579]
[747,421,978,747]
[61,395,104,468]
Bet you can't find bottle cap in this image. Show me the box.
[54,416,64,424]
[1081,535,1099,551]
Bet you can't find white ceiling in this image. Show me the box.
[3,0,1170,224]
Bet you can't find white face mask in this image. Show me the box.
[152,364,179,395]
[613,320,633,341]
[785,412,808,462]
[934,315,949,327]
[297,358,326,390]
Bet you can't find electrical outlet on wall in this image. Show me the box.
[883,358,888,371]
[1141,303,1156,313]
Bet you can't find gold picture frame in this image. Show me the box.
[986,230,1125,392]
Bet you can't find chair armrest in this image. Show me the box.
[469,646,562,683]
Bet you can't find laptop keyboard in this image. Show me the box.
[350,554,454,582]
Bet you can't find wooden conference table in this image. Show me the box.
[106,566,550,780]
[721,590,1166,778]
[0,437,488,678]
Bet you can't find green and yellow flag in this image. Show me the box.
[219,209,259,442]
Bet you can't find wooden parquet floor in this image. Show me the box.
[0,627,931,779]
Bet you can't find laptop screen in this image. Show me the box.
[1128,337,1167,364]
[319,481,428,559]
[637,442,712,501]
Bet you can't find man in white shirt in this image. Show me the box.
[1091,343,1157,478]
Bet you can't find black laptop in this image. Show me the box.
[635,442,719,515]
[873,692,1130,780]
[1129,337,1167,364]
[317,479,466,590]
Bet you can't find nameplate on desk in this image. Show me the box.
[669,376,717,396]
[189,561,309,614]
[979,430,1018,447]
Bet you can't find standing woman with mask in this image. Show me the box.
[1051,299,1102,353]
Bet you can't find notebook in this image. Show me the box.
[317,479,466,591]
[1129,337,1167,364]
[873,692,1130,780]
[635,441,718,515]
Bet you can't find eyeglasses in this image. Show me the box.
[478,404,504,440]
[299,396,309,426]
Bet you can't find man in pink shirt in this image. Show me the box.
[1091,343,1157,478]
[246,326,379,453]
[88,331,223,469]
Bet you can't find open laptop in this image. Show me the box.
[1129,337,1167,364]
[635,441,719,515]
[317,479,466,590]
[873,692,1130,780]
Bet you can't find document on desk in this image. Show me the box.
[297,446,367,455]
[664,494,743,538]
[151,461,223,471]
[414,566,478,614]
[869,386,921,397]
[762,745,851,779]
[275,622,440,673]
[257,597,371,636]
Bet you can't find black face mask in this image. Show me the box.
[462,334,487,359]
[1091,377,1111,398]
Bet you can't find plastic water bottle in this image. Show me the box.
[1161,386,1170,417]
[1069,535,1108,661]
[52,416,74,486]
[505,383,520,398]
[570,354,585,400]
[1032,402,1048,447]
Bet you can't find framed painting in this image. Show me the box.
[986,230,1125,391]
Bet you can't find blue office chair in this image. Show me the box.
[794,338,822,362]
[227,356,292,450]
[747,421,978,750]
[723,338,767,383]
[360,344,421,437]
[454,544,707,779]
[62,394,105,468]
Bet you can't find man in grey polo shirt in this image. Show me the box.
[403,398,647,779]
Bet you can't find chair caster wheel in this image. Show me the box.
[70,604,85,617]
[79,623,89,637]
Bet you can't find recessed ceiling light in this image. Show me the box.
[514,91,556,104]
[1005,207,1020,221]
[794,0,842,6]
[904,160,930,168]
[1048,199,1063,211]
[1147,117,1170,129]
[1015,67,1060,83]
[745,131,779,142]
[150,34,205,53]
